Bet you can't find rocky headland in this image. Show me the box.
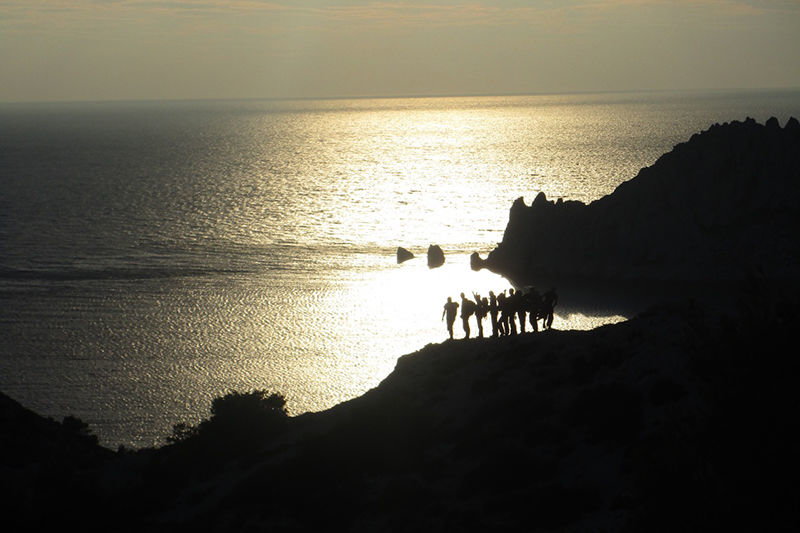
[473,117,800,285]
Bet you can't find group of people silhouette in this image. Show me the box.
[442,287,558,340]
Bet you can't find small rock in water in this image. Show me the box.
[397,247,415,264]
[427,245,445,269]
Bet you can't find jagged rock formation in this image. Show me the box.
[427,244,445,269]
[477,117,800,284]
[396,247,415,264]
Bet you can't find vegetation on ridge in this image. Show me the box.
[166,389,288,450]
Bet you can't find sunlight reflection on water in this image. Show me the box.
[3,91,798,447]
[242,252,629,421]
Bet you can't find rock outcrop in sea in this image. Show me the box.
[396,246,415,263]
[427,244,445,268]
[475,117,800,284]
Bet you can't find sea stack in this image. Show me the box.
[427,245,445,269]
[469,252,487,271]
[396,247,415,264]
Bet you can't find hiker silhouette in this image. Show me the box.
[460,292,476,338]
[525,287,543,332]
[473,293,488,338]
[497,291,509,336]
[442,297,459,340]
[507,288,518,335]
[489,291,499,337]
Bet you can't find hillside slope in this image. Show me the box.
[3,286,799,532]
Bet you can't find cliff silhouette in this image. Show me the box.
[474,117,800,285]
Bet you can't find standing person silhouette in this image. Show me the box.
[442,297,459,340]
[497,290,508,336]
[460,292,475,339]
[489,291,499,337]
[473,293,488,338]
[507,288,518,335]
[526,287,542,332]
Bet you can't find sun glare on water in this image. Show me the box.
[263,247,629,416]
[229,99,636,416]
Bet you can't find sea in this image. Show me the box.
[2,89,799,448]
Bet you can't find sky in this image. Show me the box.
[1,0,799,102]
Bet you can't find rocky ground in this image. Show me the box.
[4,279,799,532]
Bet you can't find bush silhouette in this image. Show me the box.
[62,414,99,445]
[167,390,288,454]
[209,389,287,429]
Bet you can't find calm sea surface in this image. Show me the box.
[2,90,799,448]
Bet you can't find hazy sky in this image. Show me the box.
[2,0,799,102]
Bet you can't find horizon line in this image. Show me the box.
[3,86,800,106]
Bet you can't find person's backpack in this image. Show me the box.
[463,299,476,317]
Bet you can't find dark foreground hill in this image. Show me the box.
[474,117,800,285]
[3,279,799,532]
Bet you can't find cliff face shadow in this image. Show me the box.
[543,279,738,320]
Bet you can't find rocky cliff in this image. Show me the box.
[476,117,800,284]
